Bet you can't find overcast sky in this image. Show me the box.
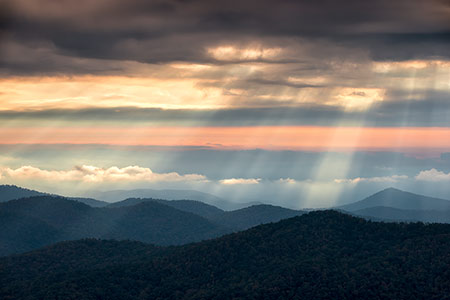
[1,0,450,207]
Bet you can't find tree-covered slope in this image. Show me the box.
[0,196,308,256]
[0,184,108,207]
[0,196,228,256]
[212,204,305,230]
[108,198,225,218]
[0,185,46,202]
[0,210,62,256]
[67,197,109,207]
[109,199,303,229]
[1,211,450,300]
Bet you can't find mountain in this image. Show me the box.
[1,211,450,299]
[339,187,450,211]
[102,203,228,244]
[84,188,258,210]
[0,196,227,256]
[0,185,46,202]
[352,206,450,223]
[0,196,308,255]
[0,210,61,256]
[108,199,304,229]
[0,184,108,207]
[212,204,305,230]
[67,197,109,207]
[108,198,224,218]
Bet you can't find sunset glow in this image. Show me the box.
[1,126,449,151]
[1,0,450,206]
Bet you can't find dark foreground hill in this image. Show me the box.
[1,211,450,300]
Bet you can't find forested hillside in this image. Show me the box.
[0,196,227,255]
[0,196,304,256]
[1,211,449,300]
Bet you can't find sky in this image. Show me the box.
[1,0,450,207]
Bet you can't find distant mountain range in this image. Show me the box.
[2,184,450,256]
[0,196,227,256]
[83,188,260,210]
[0,185,108,207]
[339,187,450,211]
[338,187,450,223]
[0,185,46,202]
[108,197,224,218]
[1,211,450,299]
[212,204,304,230]
[108,198,304,228]
[352,206,450,223]
[0,193,304,256]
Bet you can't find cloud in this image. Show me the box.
[1,0,450,76]
[278,178,297,184]
[415,168,450,182]
[2,0,450,115]
[334,175,408,184]
[219,178,261,185]
[4,89,450,127]
[1,165,207,183]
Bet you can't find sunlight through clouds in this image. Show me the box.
[207,45,283,61]
[331,88,386,111]
[1,0,450,209]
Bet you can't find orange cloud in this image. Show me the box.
[0,76,227,110]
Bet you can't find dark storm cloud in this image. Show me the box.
[1,0,450,75]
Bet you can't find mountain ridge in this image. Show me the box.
[83,188,259,210]
[339,187,450,211]
[0,196,306,256]
[1,210,450,299]
[352,206,450,223]
[0,196,227,256]
[0,185,108,207]
[108,197,225,218]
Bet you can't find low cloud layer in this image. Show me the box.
[415,169,450,182]
[220,178,261,185]
[1,165,206,183]
[334,175,408,184]
[1,159,450,208]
